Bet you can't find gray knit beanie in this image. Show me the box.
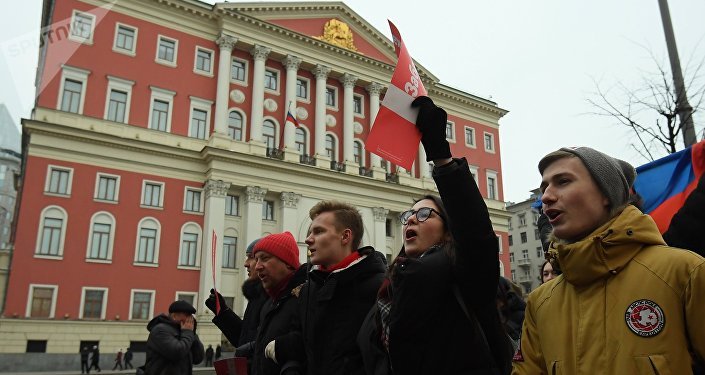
[245,238,261,256]
[538,147,636,210]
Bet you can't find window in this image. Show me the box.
[130,290,153,320]
[61,79,83,113]
[385,219,392,237]
[87,212,115,261]
[262,120,277,149]
[464,126,476,147]
[509,252,515,262]
[141,181,164,208]
[184,188,203,213]
[175,292,196,307]
[262,200,274,221]
[194,47,214,75]
[228,111,243,141]
[295,128,307,155]
[264,69,278,91]
[45,166,72,195]
[70,11,95,44]
[104,76,134,124]
[27,285,57,318]
[508,218,513,230]
[156,35,178,66]
[58,65,90,114]
[26,340,47,353]
[486,170,498,200]
[325,87,336,107]
[135,218,160,265]
[36,206,67,258]
[519,213,527,227]
[296,78,308,99]
[534,228,540,240]
[179,223,201,267]
[225,195,239,216]
[511,269,516,281]
[81,288,107,319]
[231,58,247,82]
[522,249,529,259]
[484,132,495,153]
[95,173,119,202]
[113,23,137,55]
[223,236,237,269]
[445,121,455,141]
[190,109,208,139]
[508,235,513,246]
[353,95,363,115]
[520,232,528,243]
[148,86,175,132]
[353,140,364,166]
[537,247,543,258]
[325,134,336,161]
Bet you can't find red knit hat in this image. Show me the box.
[252,231,300,269]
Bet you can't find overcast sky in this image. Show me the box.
[2,0,704,202]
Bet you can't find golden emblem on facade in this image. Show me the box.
[316,19,360,53]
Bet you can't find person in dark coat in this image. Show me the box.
[204,345,214,366]
[80,346,90,374]
[145,300,204,375]
[124,348,134,369]
[273,201,386,375]
[207,232,305,375]
[361,96,513,375]
[112,349,123,370]
[89,345,101,372]
[497,277,526,351]
[215,345,221,360]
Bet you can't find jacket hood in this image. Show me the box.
[242,277,265,300]
[147,313,177,331]
[555,205,666,286]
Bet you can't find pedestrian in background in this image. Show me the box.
[124,347,134,369]
[80,346,90,374]
[88,345,101,373]
[112,349,123,370]
[145,300,204,375]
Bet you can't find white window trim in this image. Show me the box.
[230,57,249,86]
[79,287,109,319]
[129,289,155,320]
[296,76,311,103]
[44,164,74,197]
[484,131,496,154]
[112,22,138,56]
[486,170,499,201]
[134,217,161,267]
[325,132,339,161]
[26,284,58,318]
[85,211,116,263]
[57,65,90,114]
[69,10,95,45]
[227,108,247,141]
[148,86,175,132]
[446,120,456,143]
[325,85,339,111]
[353,93,365,118]
[103,75,135,124]
[193,46,215,77]
[188,96,213,140]
[140,180,165,209]
[294,124,311,156]
[222,230,239,270]
[353,139,365,166]
[497,234,503,254]
[178,222,202,270]
[468,164,479,186]
[94,172,121,203]
[174,291,198,305]
[262,117,281,150]
[464,126,476,148]
[155,35,178,67]
[264,67,281,94]
[183,186,205,214]
[34,206,68,259]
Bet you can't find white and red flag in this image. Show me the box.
[365,21,427,170]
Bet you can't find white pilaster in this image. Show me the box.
[282,55,302,151]
[280,192,304,264]
[372,207,389,256]
[244,186,267,249]
[249,45,271,144]
[198,179,230,316]
[341,73,358,165]
[214,34,237,136]
[313,65,331,159]
[367,82,384,179]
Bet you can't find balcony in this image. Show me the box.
[266,147,284,160]
[358,166,373,177]
[517,274,534,283]
[299,154,316,166]
[330,160,346,172]
[517,258,532,267]
[385,173,399,183]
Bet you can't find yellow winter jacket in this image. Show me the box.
[512,206,705,375]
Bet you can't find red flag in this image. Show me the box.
[211,230,220,315]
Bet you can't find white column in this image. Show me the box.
[340,73,358,164]
[280,192,305,264]
[244,186,267,248]
[282,55,302,150]
[214,34,237,136]
[313,65,331,159]
[198,179,230,316]
[372,207,389,256]
[249,45,271,143]
[367,82,383,169]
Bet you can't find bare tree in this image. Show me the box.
[588,50,705,162]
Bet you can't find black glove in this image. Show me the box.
[411,96,451,161]
[234,341,255,358]
[204,288,229,315]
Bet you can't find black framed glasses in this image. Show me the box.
[399,207,444,225]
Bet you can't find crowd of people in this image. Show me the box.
[135,97,705,375]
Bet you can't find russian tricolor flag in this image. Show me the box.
[286,110,300,128]
[633,140,705,233]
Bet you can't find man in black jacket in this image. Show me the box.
[145,300,204,375]
[273,201,386,375]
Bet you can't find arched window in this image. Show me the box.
[179,222,202,268]
[295,127,307,155]
[35,206,68,258]
[353,140,364,166]
[228,111,243,141]
[262,120,277,149]
[135,218,160,265]
[325,134,336,161]
[86,212,116,261]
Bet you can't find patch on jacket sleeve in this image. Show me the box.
[625,299,665,337]
[512,338,524,362]
[291,284,304,298]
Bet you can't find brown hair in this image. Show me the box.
[309,200,364,250]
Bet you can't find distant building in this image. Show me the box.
[0,103,21,314]
[506,189,544,294]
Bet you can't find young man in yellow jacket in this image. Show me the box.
[512,147,705,374]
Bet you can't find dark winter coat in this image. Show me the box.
[278,246,386,375]
[239,278,268,346]
[663,173,705,257]
[388,158,513,375]
[497,276,526,341]
[145,314,204,375]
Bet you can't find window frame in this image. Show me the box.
[69,10,96,45]
[44,165,73,197]
[263,68,280,93]
[222,235,238,269]
[112,22,138,56]
[85,211,116,263]
[325,133,338,161]
[35,206,68,259]
[57,65,90,114]
[484,131,496,153]
[262,200,275,221]
[141,180,165,209]
[148,86,175,132]
[445,120,456,143]
[188,96,213,140]
[174,291,198,307]
[155,35,178,67]
[230,57,248,85]
[262,119,279,150]
[296,76,311,102]
[26,284,58,318]
[325,85,338,110]
[227,109,245,141]
[353,93,364,117]
[94,172,120,203]
[294,126,309,156]
[79,287,108,320]
[225,195,240,216]
[104,75,135,124]
[178,222,202,269]
[183,187,204,214]
[129,289,155,320]
[134,217,161,267]
[486,170,498,200]
[193,46,215,77]
[464,126,476,148]
[353,139,365,167]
